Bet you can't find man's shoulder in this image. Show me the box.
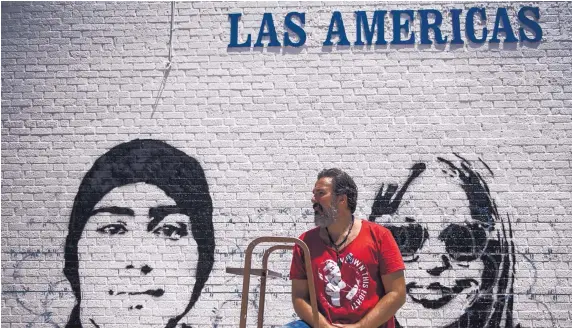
[360,219,392,238]
[298,226,320,241]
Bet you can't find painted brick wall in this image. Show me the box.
[2,2,571,327]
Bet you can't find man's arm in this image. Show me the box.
[339,270,406,328]
[292,279,339,328]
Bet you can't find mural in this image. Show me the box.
[369,155,519,328]
[3,141,554,328]
[63,139,215,328]
[3,1,570,327]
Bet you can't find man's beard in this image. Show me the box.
[314,201,338,228]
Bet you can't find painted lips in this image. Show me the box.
[406,279,479,309]
[129,289,165,297]
[108,288,165,297]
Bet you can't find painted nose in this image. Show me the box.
[426,255,451,276]
[125,264,153,275]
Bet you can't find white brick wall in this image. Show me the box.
[2,2,571,327]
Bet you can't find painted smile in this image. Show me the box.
[406,279,479,309]
[108,288,165,297]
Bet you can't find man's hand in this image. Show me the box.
[292,279,334,328]
[328,323,350,328]
[347,269,406,328]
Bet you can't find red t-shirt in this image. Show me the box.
[290,220,405,328]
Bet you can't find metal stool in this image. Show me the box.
[226,236,319,328]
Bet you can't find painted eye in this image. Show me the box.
[96,224,127,235]
[439,223,487,262]
[385,223,428,262]
[153,222,188,241]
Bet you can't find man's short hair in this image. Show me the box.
[317,168,358,213]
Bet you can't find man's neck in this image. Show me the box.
[325,212,353,240]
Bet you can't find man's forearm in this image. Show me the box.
[293,296,332,328]
[353,290,405,328]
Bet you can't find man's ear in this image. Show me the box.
[338,194,348,206]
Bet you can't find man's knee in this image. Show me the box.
[280,320,311,328]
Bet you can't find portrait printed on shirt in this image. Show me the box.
[317,254,369,310]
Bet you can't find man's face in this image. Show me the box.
[312,177,340,228]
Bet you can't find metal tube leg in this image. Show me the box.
[239,242,256,328]
[234,237,319,328]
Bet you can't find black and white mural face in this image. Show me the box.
[369,156,517,328]
[63,139,215,328]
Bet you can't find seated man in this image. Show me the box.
[285,168,405,328]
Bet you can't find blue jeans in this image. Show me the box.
[281,320,311,328]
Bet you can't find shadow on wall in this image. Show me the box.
[63,139,215,328]
[369,154,520,328]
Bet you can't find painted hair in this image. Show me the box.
[369,154,517,328]
[64,139,215,328]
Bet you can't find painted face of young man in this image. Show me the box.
[379,172,487,326]
[312,177,342,228]
[77,182,198,327]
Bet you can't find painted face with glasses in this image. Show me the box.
[369,156,516,328]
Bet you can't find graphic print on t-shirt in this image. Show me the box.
[318,253,370,310]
